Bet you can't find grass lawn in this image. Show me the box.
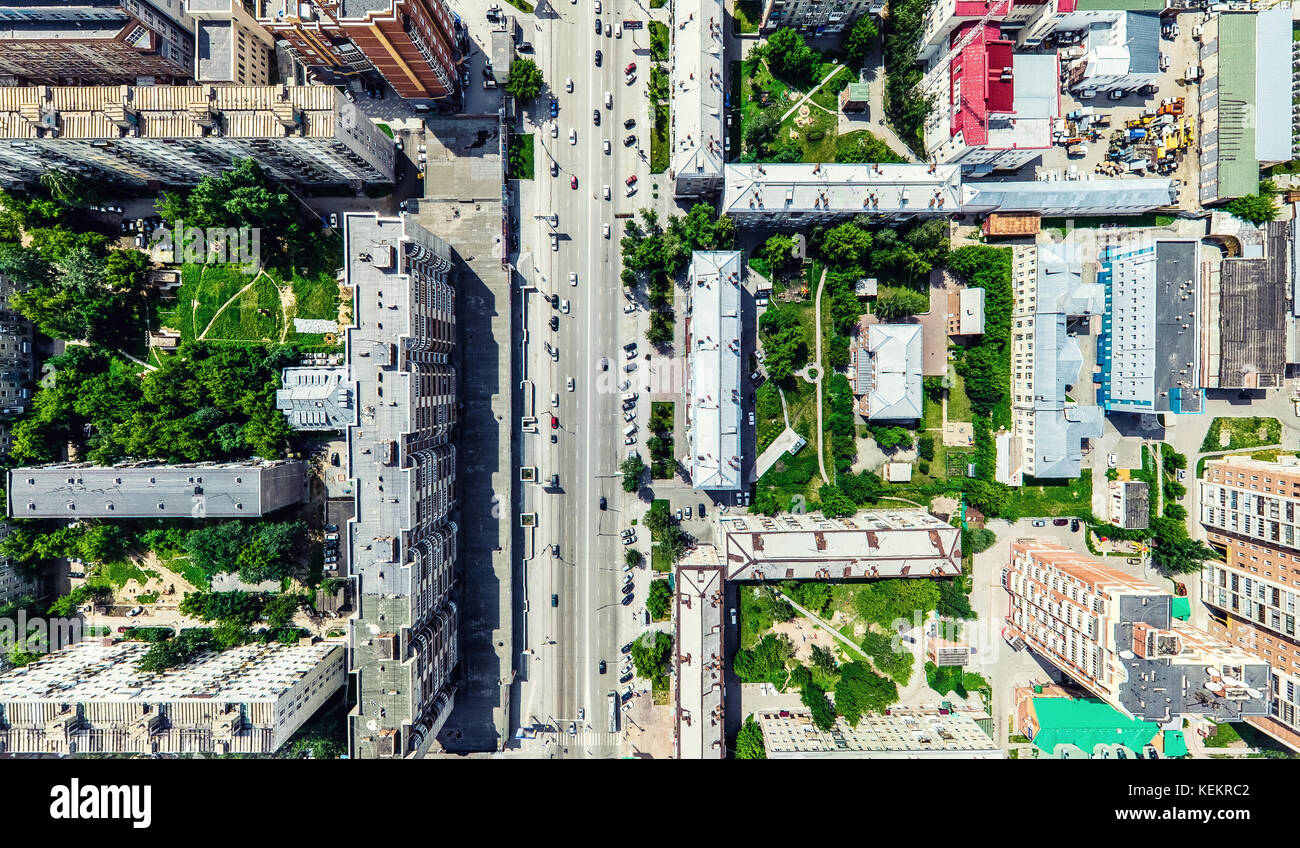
[651,544,673,572]
[374,122,394,139]
[508,133,534,180]
[505,0,535,11]
[922,391,942,430]
[1014,475,1093,518]
[948,371,973,422]
[204,271,283,343]
[649,21,669,62]
[781,102,839,162]
[733,0,762,33]
[1200,417,1282,453]
[651,100,669,174]
[756,381,785,453]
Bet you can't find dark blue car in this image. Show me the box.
[549,97,558,118]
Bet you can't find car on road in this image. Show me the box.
[626,174,637,186]
[593,109,600,126]
[552,593,559,607]
[550,416,558,430]
[604,139,611,154]
[595,18,601,34]
[1107,453,1117,467]
[605,91,613,108]
[518,41,533,53]
[549,97,558,117]
[603,184,611,199]
[569,128,576,144]
[624,362,636,372]
[748,410,755,426]
[127,606,143,617]
[594,49,602,66]
[578,708,585,722]
[698,503,706,518]
[621,534,635,545]
[568,721,577,735]
[1070,519,1080,532]
[325,524,338,533]
[1052,518,1068,526]
[565,76,574,92]
[599,496,607,510]
[626,184,636,197]
[621,594,634,606]
[551,123,558,138]
[599,357,609,371]
[730,607,737,626]
[560,298,569,313]
[570,175,578,189]
[1031,519,1046,527]
[621,642,633,654]
[625,62,636,74]
[1176,469,1186,481]
[550,160,559,177]
[117,626,128,633]
[569,271,578,286]
[624,134,636,147]
[329,213,338,228]
[616,23,622,37]
[621,582,633,594]
[567,377,575,391]
[551,543,560,558]
[675,508,682,521]
[605,23,611,36]
[625,71,636,85]
[621,686,633,699]
[550,293,559,308]
[624,118,636,129]
[550,315,559,331]
[685,506,692,519]
[622,701,632,713]
[550,232,559,251]
[550,392,559,407]
[620,672,633,684]
[602,223,610,238]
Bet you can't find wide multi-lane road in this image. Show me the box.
[518,2,652,757]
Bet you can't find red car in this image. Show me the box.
[570,175,578,189]
[550,415,559,429]
[625,62,636,74]
[625,174,637,186]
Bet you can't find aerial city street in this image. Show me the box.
[0,0,1296,779]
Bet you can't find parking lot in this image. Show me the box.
[1036,14,1205,209]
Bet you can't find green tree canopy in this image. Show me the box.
[505,58,546,100]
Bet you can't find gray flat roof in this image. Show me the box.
[276,366,356,430]
[685,251,743,491]
[8,461,306,518]
[1218,221,1289,389]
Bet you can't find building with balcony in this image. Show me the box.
[759,0,880,35]
[917,0,1077,62]
[673,558,725,759]
[850,321,923,421]
[258,0,463,103]
[684,251,743,492]
[0,0,194,86]
[670,0,725,200]
[7,460,307,518]
[1003,538,1270,722]
[999,242,1104,486]
[1199,454,1300,750]
[342,213,460,759]
[185,0,274,84]
[0,84,396,189]
[1196,8,1294,205]
[921,23,1058,171]
[756,707,1001,757]
[1095,232,1202,414]
[0,639,344,755]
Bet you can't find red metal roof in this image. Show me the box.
[952,0,1075,15]
[948,23,1015,147]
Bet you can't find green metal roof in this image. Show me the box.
[1163,729,1188,757]
[1171,597,1191,620]
[1028,697,1160,754]
[1215,13,1261,199]
[1075,0,1165,10]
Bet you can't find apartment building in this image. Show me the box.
[258,0,462,102]
[999,242,1103,485]
[921,23,1058,171]
[185,0,275,84]
[0,640,344,755]
[1003,539,1270,722]
[0,84,396,189]
[0,0,194,86]
[756,707,1001,758]
[759,0,880,35]
[0,272,34,607]
[683,251,743,492]
[850,321,923,421]
[1199,455,1300,748]
[670,0,725,199]
[7,460,308,518]
[673,558,725,759]
[342,213,460,759]
[917,0,1073,62]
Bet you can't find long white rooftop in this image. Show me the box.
[669,0,726,193]
[723,162,964,216]
[685,251,743,491]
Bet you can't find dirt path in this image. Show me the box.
[277,282,296,343]
[197,270,266,341]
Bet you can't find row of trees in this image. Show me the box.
[882,0,936,154]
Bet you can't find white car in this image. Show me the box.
[550,393,559,407]
[616,23,622,37]
[127,606,143,617]
[603,139,611,154]
[569,272,578,286]
[625,72,636,86]
[566,76,574,93]
[550,232,559,251]
[561,298,570,313]
[569,128,576,145]
[605,23,611,36]
[626,184,637,197]
[602,223,611,238]
[1107,453,1118,467]
[603,184,610,200]
[567,377,575,391]
[605,91,613,109]
[578,707,585,721]
[594,0,600,11]
[551,123,558,138]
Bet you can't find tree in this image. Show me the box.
[965,527,997,555]
[827,333,851,370]
[39,170,99,207]
[505,58,545,100]
[760,233,802,278]
[646,310,673,345]
[917,433,935,462]
[647,579,672,620]
[818,484,857,518]
[843,15,881,68]
[744,108,783,154]
[765,28,820,85]
[734,633,793,683]
[810,643,838,675]
[759,306,809,381]
[750,489,780,516]
[1226,181,1279,226]
[1150,516,1218,575]
[631,630,673,683]
[839,470,883,504]
[660,525,689,562]
[834,662,898,725]
[800,682,837,731]
[735,715,767,759]
[644,501,672,536]
[870,425,912,450]
[621,453,645,492]
[818,222,873,268]
[625,548,644,568]
[873,286,929,321]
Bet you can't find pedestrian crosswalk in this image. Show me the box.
[576,731,622,747]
